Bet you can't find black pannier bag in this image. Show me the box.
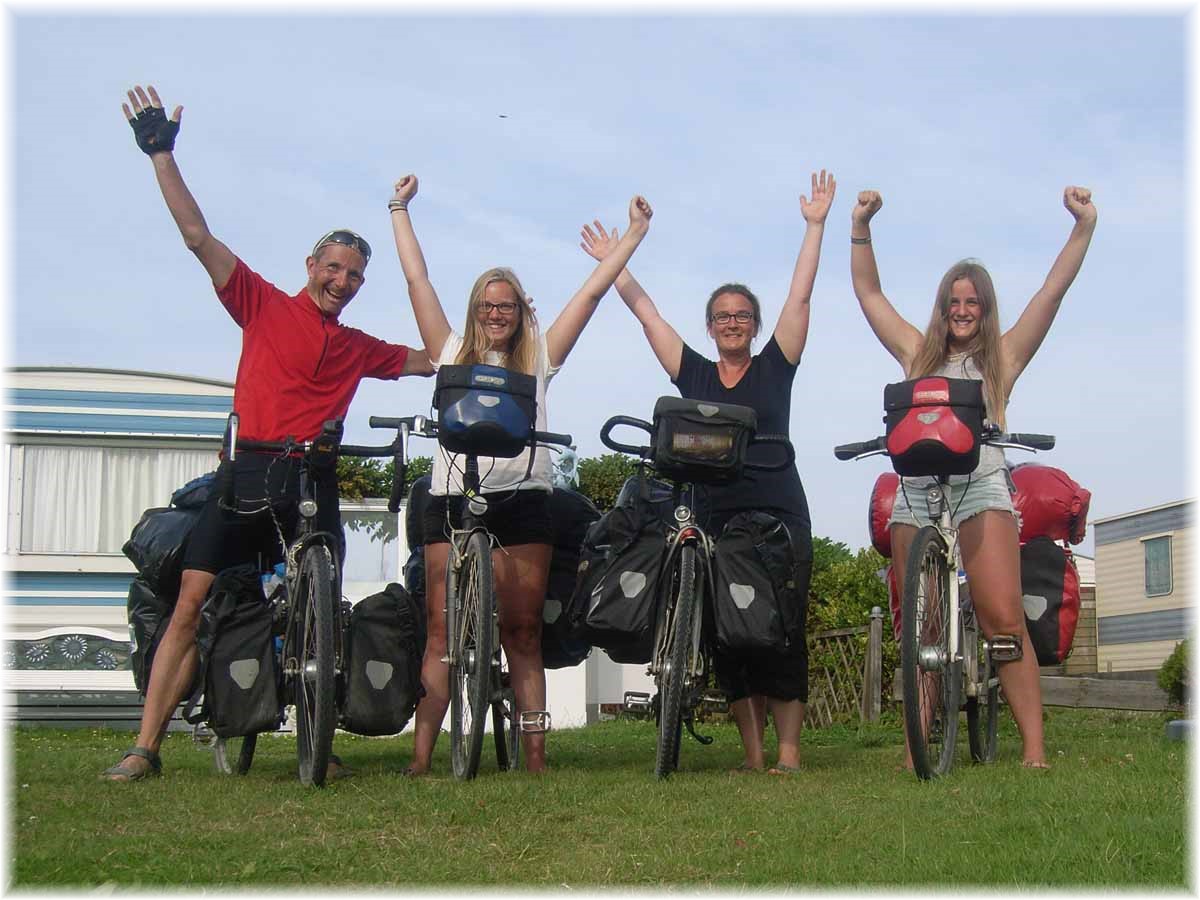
[712,512,801,653]
[1020,537,1082,666]
[543,487,601,669]
[341,583,427,736]
[403,474,432,604]
[569,495,669,664]
[651,396,757,486]
[122,470,218,598]
[190,564,280,739]
[614,470,676,522]
[884,377,984,477]
[434,364,537,459]
[127,576,176,696]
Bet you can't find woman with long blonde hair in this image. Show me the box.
[850,185,1097,769]
[389,173,652,773]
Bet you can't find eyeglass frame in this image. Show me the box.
[709,310,755,325]
[476,300,521,316]
[311,229,372,265]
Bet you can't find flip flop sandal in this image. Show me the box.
[326,754,354,781]
[100,747,162,782]
[767,764,801,776]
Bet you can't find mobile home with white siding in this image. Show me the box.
[1093,500,1192,674]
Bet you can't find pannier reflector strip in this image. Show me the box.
[229,659,260,690]
[730,583,755,610]
[365,660,394,690]
[619,571,647,599]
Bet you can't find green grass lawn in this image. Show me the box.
[9,708,1187,888]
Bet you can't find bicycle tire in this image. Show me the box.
[901,526,961,780]
[213,733,257,776]
[492,656,520,772]
[293,544,337,787]
[449,530,494,780]
[655,543,697,779]
[966,629,1000,763]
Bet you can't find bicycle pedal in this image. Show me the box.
[623,691,652,715]
[699,691,729,713]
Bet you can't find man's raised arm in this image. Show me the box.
[123,85,236,290]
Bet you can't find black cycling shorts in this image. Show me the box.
[182,453,343,575]
[422,488,553,547]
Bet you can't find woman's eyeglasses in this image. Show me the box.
[710,311,754,324]
[477,301,519,316]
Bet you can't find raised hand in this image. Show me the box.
[852,190,883,227]
[629,195,653,230]
[392,174,419,206]
[799,170,836,224]
[122,85,182,156]
[580,219,619,261]
[1063,185,1097,225]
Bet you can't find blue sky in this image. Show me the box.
[7,6,1189,555]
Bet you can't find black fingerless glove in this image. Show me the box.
[129,106,179,155]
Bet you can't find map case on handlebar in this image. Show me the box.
[883,377,984,477]
[434,364,536,459]
[651,396,757,486]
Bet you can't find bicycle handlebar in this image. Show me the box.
[833,430,1056,462]
[746,432,796,472]
[600,415,653,459]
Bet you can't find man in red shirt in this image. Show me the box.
[102,85,431,782]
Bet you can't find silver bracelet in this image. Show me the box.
[388,200,409,212]
[850,236,871,245]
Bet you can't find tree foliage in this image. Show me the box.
[576,453,641,512]
[336,455,432,500]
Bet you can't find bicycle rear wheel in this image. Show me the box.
[655,543,697,779]
[213,733,257,775]
[449,530,494,781]
[901,526,961,780]
[293,544,337,787]
[966,628,1000,763]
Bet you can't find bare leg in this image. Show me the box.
[102,569,215,780]
[407,542,450,775]
[493,543,552,773]
[958,510,1047,767]
[729,697,765,770]
[767,697,805,771]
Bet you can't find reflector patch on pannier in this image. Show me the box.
[229,658,260,691]
[619,571,648,599]
[1022,593,1049,620]
[365,660,394,691]
[730,583,755,610]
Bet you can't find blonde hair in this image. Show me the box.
[455,267,539,375]
[908,259,1007,428]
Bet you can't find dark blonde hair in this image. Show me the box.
[705,283,762,337]
[455,267,539,375]
[908,259,1007,428]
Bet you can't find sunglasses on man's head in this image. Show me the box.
[312,229,372,264]
[710,311,754,324]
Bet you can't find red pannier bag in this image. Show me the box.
[1020,537,1081,665]
[869,472,901,559]
[1010,463,1092,546]
[883,377,984,477]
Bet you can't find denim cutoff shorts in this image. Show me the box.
[887,466,1020,531]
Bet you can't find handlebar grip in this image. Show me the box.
[534,430,573,448]
[1006,433,1056,451]
[744,433,795,472]
[834,437,886,460]
[369,416,402,429]
[600,415,652,458]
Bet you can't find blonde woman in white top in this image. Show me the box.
[850,185,1097,770]
[390,173,652,773]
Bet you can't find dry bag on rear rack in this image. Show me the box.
[1020,537,1081,666]
[434,364,536,459]
[569,497,669,664]
[189,564,281,739]
[127,576,176,696]
[883,377,984,477]
[341,583,426,736]
[122,470,218,598]
[713,512,801,653]
[651,396,757,486]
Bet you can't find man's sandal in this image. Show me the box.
[100,747,162,782]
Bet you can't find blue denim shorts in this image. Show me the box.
[887,467,1020,530]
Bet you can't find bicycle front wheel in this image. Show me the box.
[655,543,697,779]
[293,544,337,787]
[901,526,962,780]
[492,654,520,772]
[449,530,494,781]
[966,628,1000,763]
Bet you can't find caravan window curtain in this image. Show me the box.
[19,446,218,554]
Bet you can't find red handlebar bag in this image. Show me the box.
[884,377,984,477]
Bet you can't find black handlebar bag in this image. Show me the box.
[434,364,537,459]
[651,396,757,485]
[884,377,984,477]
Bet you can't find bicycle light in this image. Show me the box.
[299,499,318,519]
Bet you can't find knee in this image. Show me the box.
[501,613,542,657]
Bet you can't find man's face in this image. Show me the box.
[305,244,366,316]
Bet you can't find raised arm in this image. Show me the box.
[123,85,236,290]
[850,190,923,371]
[580,218,684,380]
[546,196,653,368]
[774,169,835,365]
[389,175,453,361]
[1000,186,1098,388]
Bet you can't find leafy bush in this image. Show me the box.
[1157,639,1188,707]
[576,453,641,511]
[336,455,431,500]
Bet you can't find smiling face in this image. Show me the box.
[475,279,522,351]
[946,277,982,350]
[304,244,366,317]
[706,290,759,357]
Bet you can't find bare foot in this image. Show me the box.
[401,763,430,777]
[731,762,763,773]
[1021,759,1050,770]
